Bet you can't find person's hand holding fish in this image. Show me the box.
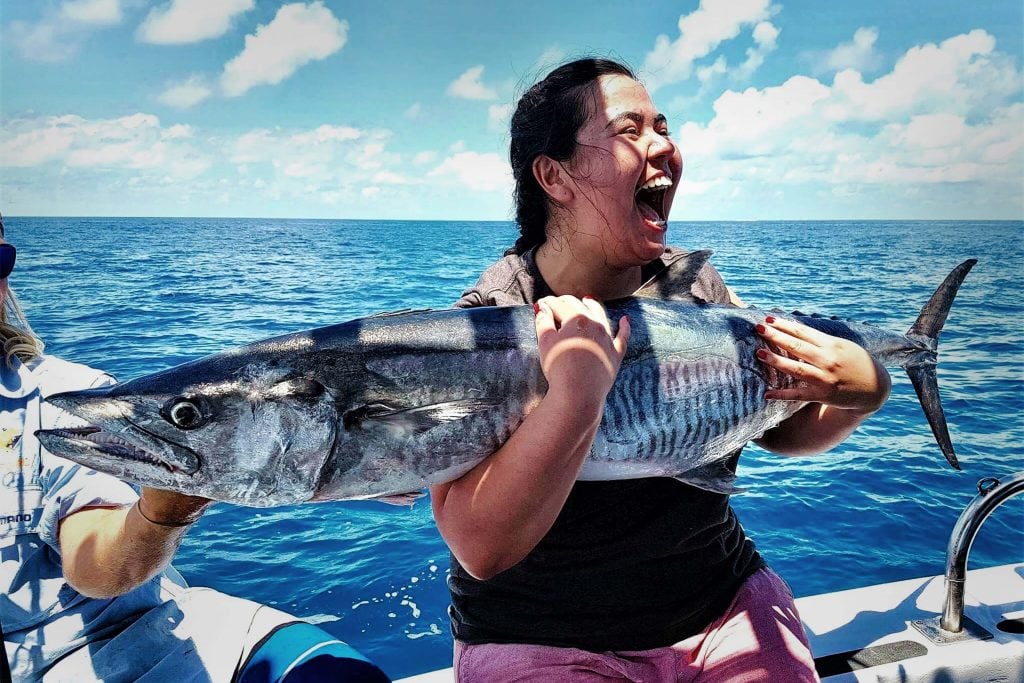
[755,315,892,415]
[534,295,631,416]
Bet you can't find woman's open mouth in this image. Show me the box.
[635,175,672,229]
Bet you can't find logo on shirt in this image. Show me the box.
[2,512,31,525]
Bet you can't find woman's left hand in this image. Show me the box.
[755,315,891,415]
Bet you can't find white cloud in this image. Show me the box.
[347,142,398,171]
[412,151,437,165]
[0,113,211,179]
[892,113,969,149]
[751,20,779,50]
[290,125,362,146]
[429,152,512,193]
[826,30,1001,122]
[139,0,253,44]
[157,75,213,109]
[9,0,123,61]
[227,123,392,199]
[405,102,423,119]
[820,27,881,74]
[642,0,777,90]
[162,124,195,140]
[61,0,122,24]
[221,2,348,97]
[372,170,411,185]
[734,20,779,80]
[488,104,513,131]
[229,124,364,170]
[447,66,498,101]
[672,30,1022,207]
[533,46,566,73]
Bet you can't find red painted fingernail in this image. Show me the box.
[766,316,776,324]
[756,348,768,359]
[533,302,541,314]
[755,324,766,334]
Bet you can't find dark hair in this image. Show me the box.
[507,58,636,255]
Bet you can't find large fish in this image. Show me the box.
[37,253,975,507]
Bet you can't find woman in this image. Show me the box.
[0,216,389,682]
[430,59,890,682]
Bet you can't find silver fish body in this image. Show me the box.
[37,253,976,507]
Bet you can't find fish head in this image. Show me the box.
[37,353,340,507]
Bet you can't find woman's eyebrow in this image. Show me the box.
[604,112,669,129]
[604,112,644,129]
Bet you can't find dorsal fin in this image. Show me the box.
[632,250,713,302]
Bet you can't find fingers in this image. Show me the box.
[535,295,613,340]
[756,345,826,384]
[755,316,827,366]
[580,296,613,338]
[534,300,557,341]
[613,315,631,357]
[762,314,829,345]
[533,294,629,362]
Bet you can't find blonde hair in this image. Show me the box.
[1,286,45,366]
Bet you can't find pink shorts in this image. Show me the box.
[454,567,819,682]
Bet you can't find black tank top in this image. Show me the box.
[448,247,764,651]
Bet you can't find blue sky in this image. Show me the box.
[1,0,1021,220]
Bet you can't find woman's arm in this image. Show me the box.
[431,296,630,581]
[58,488,212,598]
[753,314,891,456]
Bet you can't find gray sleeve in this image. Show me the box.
[453,287,487,309]
[453,255,530,308]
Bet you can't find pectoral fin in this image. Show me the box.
[675,461,745,495]
[370,490,426,507]
[343,398,502,436]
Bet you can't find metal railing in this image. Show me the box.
[940,471,1024,633]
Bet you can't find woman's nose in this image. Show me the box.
[647,131,676,163]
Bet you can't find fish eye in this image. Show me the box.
[162,397,208,430]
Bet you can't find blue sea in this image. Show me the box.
[7,217,1024,680]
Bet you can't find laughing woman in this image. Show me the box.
[430,59,890,682]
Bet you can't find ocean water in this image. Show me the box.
[7,217,1024,680]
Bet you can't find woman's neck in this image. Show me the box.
[535,240,644,300]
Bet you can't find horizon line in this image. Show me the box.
[5,215,1022,223]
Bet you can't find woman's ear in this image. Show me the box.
[532,155,573,203]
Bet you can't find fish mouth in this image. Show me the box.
[37,425,200,476]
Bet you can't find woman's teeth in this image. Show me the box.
[638,175,673,192]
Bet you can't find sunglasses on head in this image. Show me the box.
[0,244,16,279]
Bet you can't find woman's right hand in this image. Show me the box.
[534,295,631,416]
[430,295,630,580]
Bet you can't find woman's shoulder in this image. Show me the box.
[454,250,541,308]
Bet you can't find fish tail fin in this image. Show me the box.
[903,258,977,471]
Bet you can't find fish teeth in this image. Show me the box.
[638,175,673,192]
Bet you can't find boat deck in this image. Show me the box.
[396,562,1024,682]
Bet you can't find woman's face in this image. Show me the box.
[562,73,683,267]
